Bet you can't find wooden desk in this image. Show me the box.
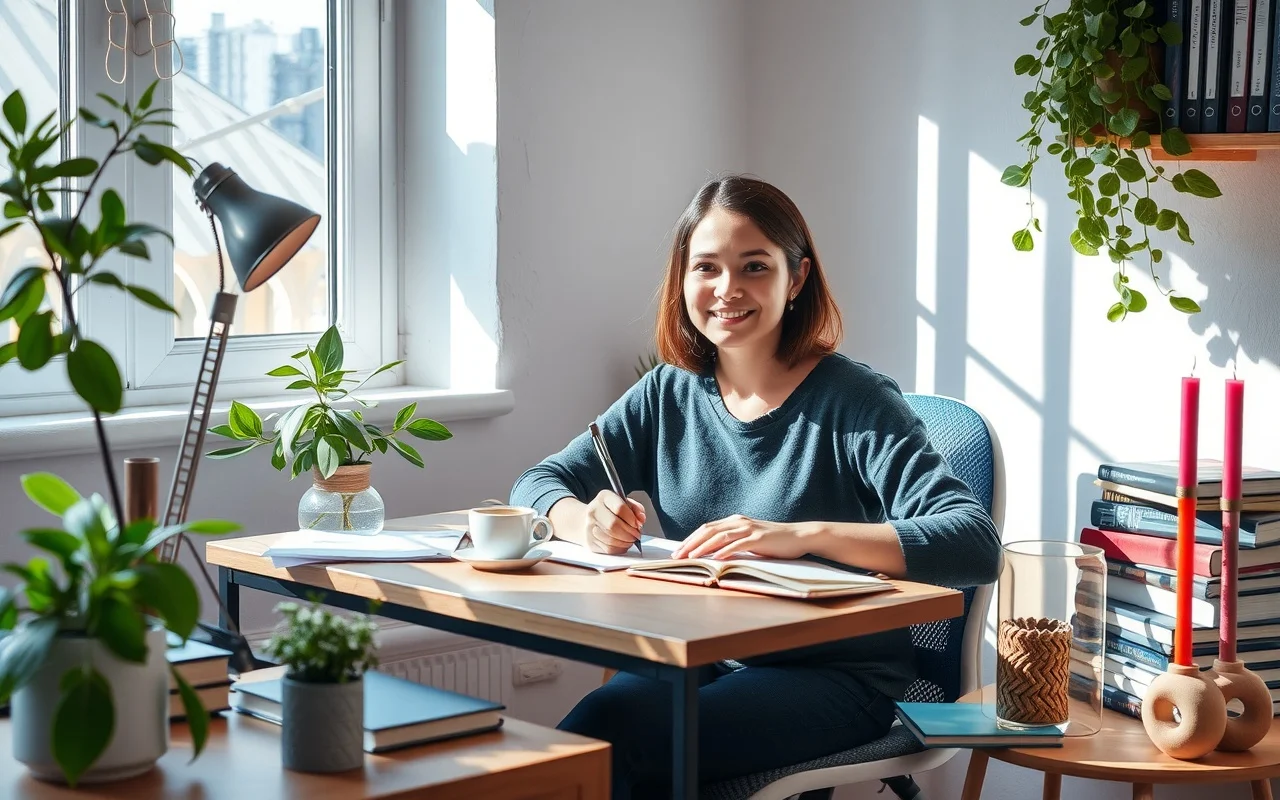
[0,712,609,799]
[207,512,963,799]
[959,687,1280,800]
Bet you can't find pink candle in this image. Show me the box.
[1175,376,1200,666]
[1221,378,1244,661]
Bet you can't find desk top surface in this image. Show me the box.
[963,687,1280,783]
[0,713,608,800]
[207,512,963,668]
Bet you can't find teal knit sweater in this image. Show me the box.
[510,354,1000,698]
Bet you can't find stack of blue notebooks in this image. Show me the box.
[894,702,1065,748]
[231,669,504,753]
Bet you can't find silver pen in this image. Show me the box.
[588,422,643,555]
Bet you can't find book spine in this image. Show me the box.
[1203,0,1229,130]
[1167,0,1189,126]
[1107,623,1181,655]
[1081,526,1217,577]
[1091,499,1237,546]
[1270,0,1280,127]
[1229,0,1256,129]
[1249,0,1275,129]
[1107,630,1173,670]
[1097,465,1179,496]
[1187,0,1208,129]
[1107,560,1213,596]
[1102,684,1146,719]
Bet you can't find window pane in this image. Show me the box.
[0,0,65,342]
[171,2,330,339]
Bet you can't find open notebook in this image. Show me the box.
[540,538,892,600]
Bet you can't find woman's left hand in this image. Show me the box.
[672,515,811,560]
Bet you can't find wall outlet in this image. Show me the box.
[512,658,562,686]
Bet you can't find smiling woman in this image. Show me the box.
[508,175,1000,798]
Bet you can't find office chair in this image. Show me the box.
[704,393,1006,800]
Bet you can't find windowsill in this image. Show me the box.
[0,386,514,462]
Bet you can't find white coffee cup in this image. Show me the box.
[467,506,553,560]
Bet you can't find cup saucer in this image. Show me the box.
[451,541,550,572]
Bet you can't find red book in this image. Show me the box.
[1227,0,1256,132]
[1080,527,1280,578]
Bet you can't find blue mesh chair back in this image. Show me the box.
[899,394,996,704]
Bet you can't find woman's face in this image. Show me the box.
[683,207,806,357]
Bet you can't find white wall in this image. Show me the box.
[745,1,1280,798]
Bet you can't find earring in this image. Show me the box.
[788,295,795,312]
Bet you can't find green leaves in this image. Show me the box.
[53,666,114,788]
[406,418,453,441]
[1108,108,1140,137]
[17,310,54,369]
[0,617,58,702]
[133,562,199,641]
[3,90,27,134]
[1012,228,1034,251]
[1014,54,1041,75]
[1119,55,1149,82]
[315,325,344,373]
[1114,156,1146,183]
[170,667,209,760]
[1001,164,1030,187]
[1133,197,1158,226]
[1170,295,1202,313]
[1161,127,1192,157]
[1098,172,1121,196]
[1172,168,1222,198]
[21,471,82,516]
[68,340,123,414]
[228,400,263,439]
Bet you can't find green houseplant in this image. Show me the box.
[206,324,453,534]
[0,84,236,784]
[1005,0,1223,321]
[263,599,379,772]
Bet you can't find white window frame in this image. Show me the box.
[0,0,397,417]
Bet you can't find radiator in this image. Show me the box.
[376,642,513,704]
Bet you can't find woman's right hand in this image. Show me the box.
[584,490,646,554]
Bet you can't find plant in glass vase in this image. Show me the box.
[1005,0,1223,321]
[206,324,453,535]
[263,599,379,773]
[0,84,237,784]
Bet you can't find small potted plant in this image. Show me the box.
[1005,0,1223,320]
[206,324,452,535]
[0,84,234,785]
[263,600,379,773]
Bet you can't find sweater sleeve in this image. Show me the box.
[851,376,1001,587]
[509,368,660,518]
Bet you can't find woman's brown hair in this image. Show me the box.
[655,175,843,373]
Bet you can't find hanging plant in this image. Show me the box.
[1005,0,1223,321]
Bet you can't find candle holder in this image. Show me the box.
[993,540,1106,736]
[1209,491,1273,751]
[1142,664,1227,759]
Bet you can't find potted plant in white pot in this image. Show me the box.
[205,324,452,535]
[263,599,379,772]
[0,84,238,784]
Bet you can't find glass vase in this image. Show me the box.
[297,463,385,535]
[992,539,1106,736]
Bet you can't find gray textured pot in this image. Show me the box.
[12,625,168,783]
[281,676,364,773]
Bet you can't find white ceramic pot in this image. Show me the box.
[12,624,169,783]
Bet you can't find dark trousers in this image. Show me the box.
[557,663,896,800]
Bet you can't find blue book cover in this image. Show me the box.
[893,702,1064,748]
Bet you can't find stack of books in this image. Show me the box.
[166,635,233,720]
[1079,459,1280,719]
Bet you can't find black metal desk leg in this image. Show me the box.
[671,667,699,799]
[219,566,240,632]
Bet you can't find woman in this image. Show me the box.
[510,176,1000,798]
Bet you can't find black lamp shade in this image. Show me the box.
[193,163,321,292]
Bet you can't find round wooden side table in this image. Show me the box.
[959,687,1280,800]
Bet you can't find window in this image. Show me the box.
[0,0,394,416]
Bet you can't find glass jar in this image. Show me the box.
[993,540,1106,736]
[297,463,385,535]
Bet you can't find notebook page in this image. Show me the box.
[538,536,683,572]
[725,559,887,587]
[263,529,462,567]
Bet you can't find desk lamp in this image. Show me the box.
[157,163,320,671]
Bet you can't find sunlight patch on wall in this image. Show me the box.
[966,150,1047,543]
[446,0,497,152]
[450,274,498,390]
[915,115,939,395]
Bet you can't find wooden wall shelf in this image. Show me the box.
[1077,132,1280,162]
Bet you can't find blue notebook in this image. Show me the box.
[894,702,1065,748]
[231,670,504,752]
